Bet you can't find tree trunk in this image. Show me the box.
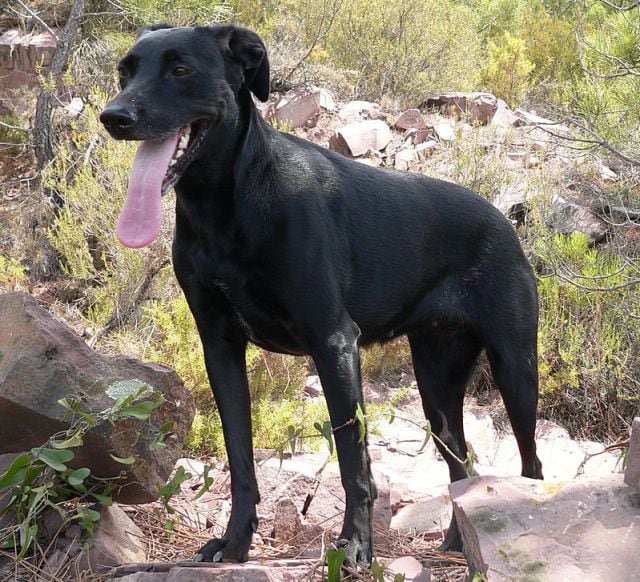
[32,0,86,208]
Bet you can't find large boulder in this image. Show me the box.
[0,292,195,503]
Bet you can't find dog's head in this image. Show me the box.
[99,24,269,248]
[101,24,269,140]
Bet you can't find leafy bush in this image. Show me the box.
[535,232,640,439]
[481,32,535,107]
[314,0,482,104]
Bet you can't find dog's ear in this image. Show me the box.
[138,23,175,38]
[212,25,270,102]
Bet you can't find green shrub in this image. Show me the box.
[319,0,482,104]
[44,97,171,328]
[481,31,535,107]
[535,232,640,439]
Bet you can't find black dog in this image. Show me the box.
[100,24,543,566]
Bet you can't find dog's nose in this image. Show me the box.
[100,105,137,132]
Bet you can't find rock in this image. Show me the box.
[415,140,438,160]
[598,161,618,183]
[390,493,451,537]
[434,121,455,142]
[385,556,430,582]
[304,375,322,398]
[451,474,640,581]
[0,29,58,91]
[625,417,640,490]
[424,92,498,124]
[394,109,427,131]
[490,99,521,128]
[552,202,609,244]
[77,504,146,573]
[272,497,302,545]
[0,292,195,503]
[394,148,418,171]
[330,120,393,157]
[318,88,336,112]
[109,559,319,581]
[274,86,322,129]
[64,97,84,118]
[338,100,381,123]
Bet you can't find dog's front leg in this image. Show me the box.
[190,314,258,563]
[311,320,375,567]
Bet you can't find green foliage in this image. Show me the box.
[318,0,482,103]
[0,388,165,559]
[0,255,26,291]
[481,31,535,107]
[535,232,640,438]
[116,0,231,27]
[326,546,347,581]
[44,96,169,328]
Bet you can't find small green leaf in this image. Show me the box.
[0,453,31,488]
[287,425,299,456]
[466,451,475,477]
[314,420,334,456]
[326,546,346,582]
[393,574,406,582]
[355,403,366,444]
[17,523,38,559]
[370,560,384,581]
[419,420,432,452]
[67,467,91,486]
[109,454,136,465]
[50,429,84,449]
[159,421,174,434]
[32,448,74,472]
[90,492,113,506]
[118,400,157,420]
[192,464,214,501]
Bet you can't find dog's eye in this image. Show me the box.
[172,66,191,77]
[118,66,130,79]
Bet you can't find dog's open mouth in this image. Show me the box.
[162,120,210,195]
[116,120,209,249]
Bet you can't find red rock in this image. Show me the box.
[274,87,321,128]
[394,109,427,131]
[425,92,498,124]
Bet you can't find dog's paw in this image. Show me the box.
[335,536,372,568]
[194,536,250,563]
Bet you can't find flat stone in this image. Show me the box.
[330,120,393,157]
[338,100,380,123]
[394,148,418,171]
[625,417,640,489]
[274,87,321,129]
[385,556,430,581]
[110,560,319,581]
[552,202,609,244]
[490,99,521,128]
[390,493,451,536]
[450,474,640,581]
[78,504,146,573]
[434,122,455,142]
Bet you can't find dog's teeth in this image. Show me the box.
[176,148,185,158]
[179,135,189,149]
[169,159,177,167]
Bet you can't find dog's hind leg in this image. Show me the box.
[484,327,543,480]
[309,316,375,567]
[408,329,483,551]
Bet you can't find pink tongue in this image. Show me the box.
[116,133,180,248]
